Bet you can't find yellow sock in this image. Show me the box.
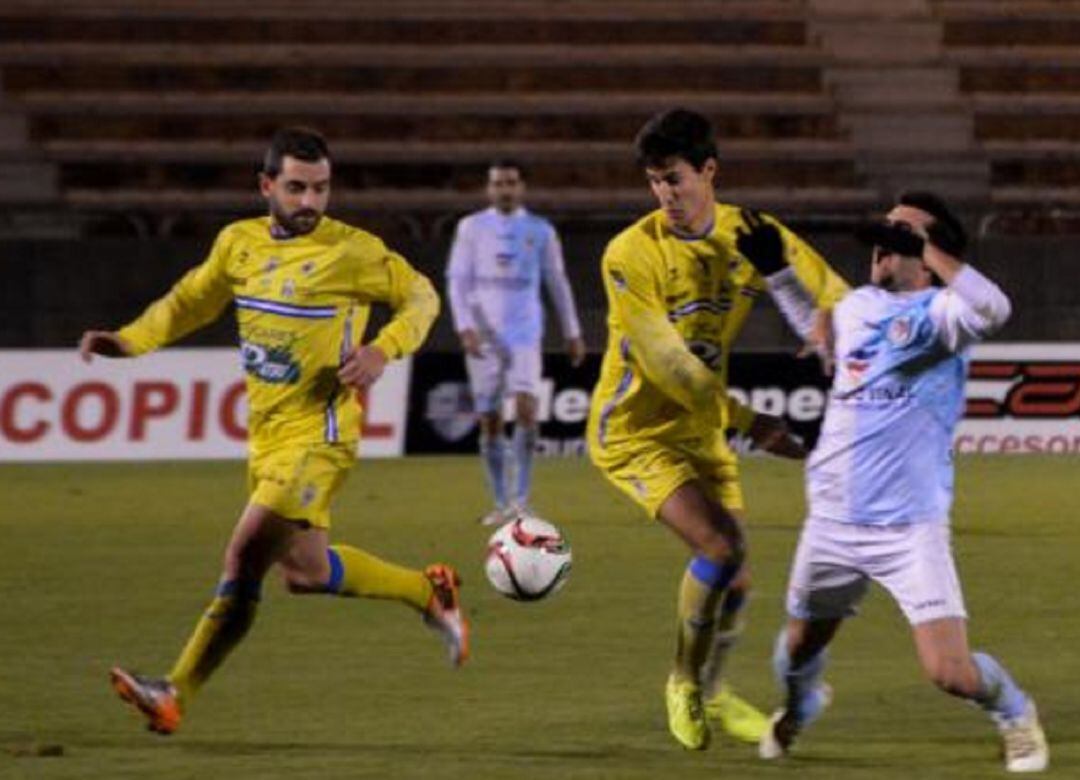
[673,564,729,684]
[701,587,748,700]
[167,582,260,706]
[327,545,432,611]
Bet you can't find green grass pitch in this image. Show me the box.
[0,455,1076,779]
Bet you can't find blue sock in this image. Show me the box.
[772,628,829,724]
[480,434,508,508]
[511,425,537,506]
[972,652,1028,721]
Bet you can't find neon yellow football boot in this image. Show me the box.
[665,675,709,750]
[704,683,770,743]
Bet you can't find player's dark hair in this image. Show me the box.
[489,158,526,181]
[263,126,330,179]
[635,108,718,171]
[898,190,967,258]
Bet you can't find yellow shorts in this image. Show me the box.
[247,442,357,529]
[592,439,744,519]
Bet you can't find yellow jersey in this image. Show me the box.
[118,216,439,450]
[588,203,848,455]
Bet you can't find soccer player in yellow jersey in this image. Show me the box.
[78,127,469,736]
[587,109,849,751]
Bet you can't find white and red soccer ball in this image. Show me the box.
[484,516,572,601]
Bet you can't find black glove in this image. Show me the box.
[854,220,926,258]
[735,208,786,275]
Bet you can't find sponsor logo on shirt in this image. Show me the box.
[241,339,301,384]
[842,385,913,403]
[843,345,878,382]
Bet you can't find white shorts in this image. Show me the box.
[785,518,967,625]
[465,340,542,414]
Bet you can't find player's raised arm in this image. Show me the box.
[925,243,1011,352]
[856,206,1011,351]
[81,231,234,361]
[735,209,848,368]
[602,244,720,425]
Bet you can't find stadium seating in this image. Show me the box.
[939,0,1080,208]
[0,0,875,231]
[2,0,1079,233]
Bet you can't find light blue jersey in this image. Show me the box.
[446,207,581,347]
[806,266,1011,526]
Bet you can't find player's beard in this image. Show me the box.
[494,194,519,214]
[871,249,899,291]
[874,273,898,292]
[269,198,322,237]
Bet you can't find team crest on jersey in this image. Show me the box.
[281,278,296,299]
[887,315,916,347]
[241,339,301,384]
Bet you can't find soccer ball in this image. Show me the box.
[484,516,572,601]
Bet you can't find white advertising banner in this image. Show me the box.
[0,349,410,461]
[958,343,1080,454]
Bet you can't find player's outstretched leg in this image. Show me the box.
[422,563,471,667]
[320,546,470,667]
[109,668,182,735]
[914,619,1048,773]
[760,626,834,759]
[111,578,261,733]
[702,587,769,743]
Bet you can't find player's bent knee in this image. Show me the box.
[280,567,327,595]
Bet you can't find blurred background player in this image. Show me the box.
[586,108,849,752]
[759,192,1048,774]
[446,160,585,526]
[79,127,469,735]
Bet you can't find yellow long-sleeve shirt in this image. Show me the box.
[118,216,439,450]
[588,203,848,454]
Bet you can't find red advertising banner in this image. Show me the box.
[958,343,1080,454]
[0,349,410,461]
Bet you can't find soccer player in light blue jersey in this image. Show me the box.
[758,192,1048,773]
[447,161,585,526]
